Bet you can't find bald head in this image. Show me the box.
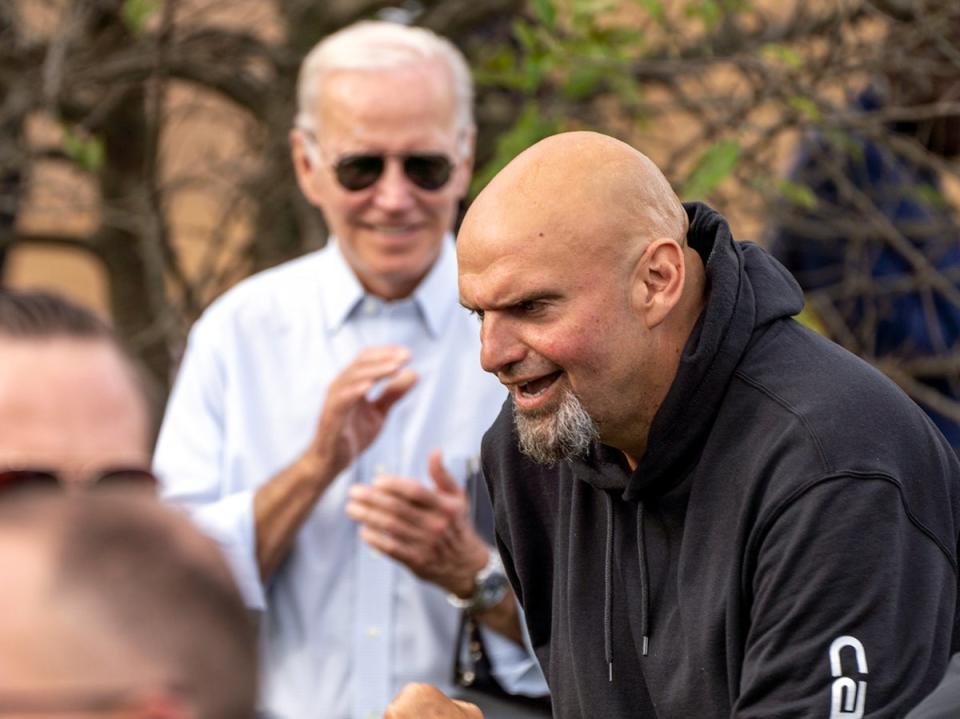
[458,132,704,463]
[461,131,687,263]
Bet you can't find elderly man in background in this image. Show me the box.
[0,491,257,719]
[155,20,544,719]
[0,289,155,492]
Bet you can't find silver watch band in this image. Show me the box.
[447,549,509,612]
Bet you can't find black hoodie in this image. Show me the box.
[482,203,960,718]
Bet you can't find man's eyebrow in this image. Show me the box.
[460,292,562,312]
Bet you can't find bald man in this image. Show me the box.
[391,131,960,717]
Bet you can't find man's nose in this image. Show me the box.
[372,159,417,211]
[479,315,525,376]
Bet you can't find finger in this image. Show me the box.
[373,368,418,413]
[359,525,418,565]
[351,345,411,365]
[453,699,484,719]
[347,485,437,531]
[371,475,441,509]
[334,356,412,390]
[347,497,450,547]
[428,449,462,497]
[327,376,378,404]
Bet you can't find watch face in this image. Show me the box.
[476,570,510,610]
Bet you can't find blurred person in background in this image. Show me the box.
[766,0,960,451]
[0,288,156,493]
[154,20,546,719]
[0,490,257,719]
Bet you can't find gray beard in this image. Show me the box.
[513,387,599,465]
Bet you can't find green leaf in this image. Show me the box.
[609,73,646,110]
[684,0,722,30]
[681,139,741,198]
[571,0,617,25]
[787,95,820,121]
[794,303,826,335]
[531,0,557,30]
[761,43,803,69]
[121,0,159,34]
[513,19,539,53]
[913,184,948,209]
[470,103,560,197]
[63,130,104,173]
[562,63,605,99]
[775,178,818,210]
[635,0,667,26]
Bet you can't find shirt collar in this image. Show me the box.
[321,234,459,338]
[412,234,458,339]
[321,240,367,332]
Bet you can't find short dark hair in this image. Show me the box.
[0,493,258,719]
[0,289,155,424]
[0,288,114,339]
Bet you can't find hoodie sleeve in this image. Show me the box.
[733,473,957,718]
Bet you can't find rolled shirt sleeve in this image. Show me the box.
[154,313,268,609]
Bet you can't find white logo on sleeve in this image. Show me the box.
[829,635,868,719]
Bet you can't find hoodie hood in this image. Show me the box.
[576,202,803,499]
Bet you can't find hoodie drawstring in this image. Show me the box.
[636,501,650,656]
[603,495,651,683]
[603,492,614,682]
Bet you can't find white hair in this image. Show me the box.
[294,20,474,140]
[514,388,600,465]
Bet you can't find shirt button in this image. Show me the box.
[366,626,381,638]
[362,298,378,316]
[373,464,386,477]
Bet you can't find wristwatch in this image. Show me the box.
[447,550,510,613]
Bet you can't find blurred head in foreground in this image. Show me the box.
[0,289,155,493]
[0,491,257,718]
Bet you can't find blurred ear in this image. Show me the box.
[450,126,476,199]
[630,239,686,329]
[290,128,326,209]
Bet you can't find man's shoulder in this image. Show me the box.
[725,318,960,513]
[735,318,930,443]
[198,249,328,330]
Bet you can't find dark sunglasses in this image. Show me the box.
[0,467,158,494]
[333,153,455,192]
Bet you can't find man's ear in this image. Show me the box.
[290,128,326,209]
[451,126,477,199]
[631,239,686,329]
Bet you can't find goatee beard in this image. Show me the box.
[514,387,599,465]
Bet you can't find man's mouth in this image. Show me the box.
[517,371,562,398]
[362,221,422,236]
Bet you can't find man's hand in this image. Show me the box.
[254,346,416,579]
[306,345,417,484]
[384,683,483,719]
[345,449,489,597]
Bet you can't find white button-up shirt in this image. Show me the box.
[154,237,543,719]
